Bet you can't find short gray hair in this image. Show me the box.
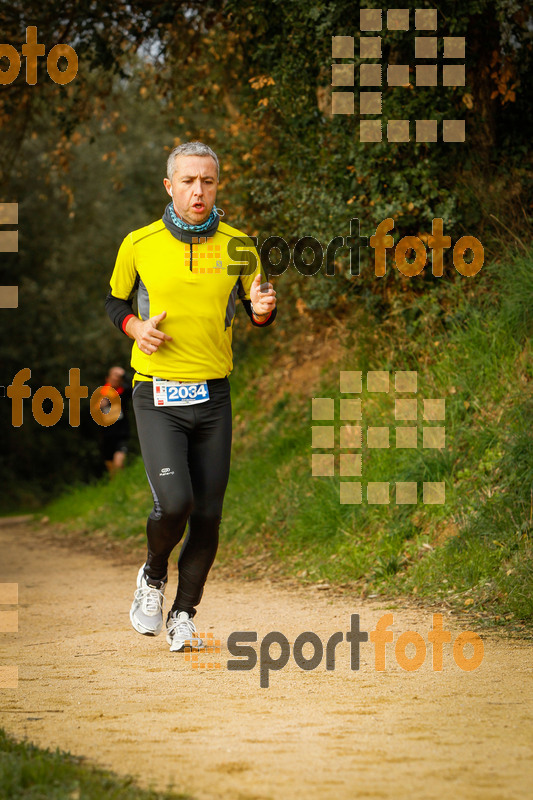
[166,141,219,180]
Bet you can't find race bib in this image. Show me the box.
[153,378,210,407]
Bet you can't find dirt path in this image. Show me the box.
[0,522,532,800]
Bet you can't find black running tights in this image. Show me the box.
[132,378,232,615]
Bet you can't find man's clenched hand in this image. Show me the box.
[126,311,173,355]
[249,273,276,318]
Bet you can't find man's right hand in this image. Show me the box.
[125,311,173,355]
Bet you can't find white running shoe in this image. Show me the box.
[166,610,205,652]
[130,565,167,636]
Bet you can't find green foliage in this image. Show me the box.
[0,728,192,800]
[45,457,151,541]
[411,394,533,620]
[216,0,533,230]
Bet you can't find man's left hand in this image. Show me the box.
[250,273,276,318]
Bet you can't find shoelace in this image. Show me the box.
[167,614,198,642]
[135,583,164,615]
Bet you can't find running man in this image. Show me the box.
[105,141,276,652]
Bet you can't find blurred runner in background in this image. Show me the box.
[99,365,132,476]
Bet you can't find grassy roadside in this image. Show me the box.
[43,250,532,630]
[0,729,192,800]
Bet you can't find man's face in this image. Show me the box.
[163,155,218,225]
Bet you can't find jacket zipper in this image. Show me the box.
[189,242,193,271]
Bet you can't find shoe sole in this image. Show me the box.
[166,633,205,652]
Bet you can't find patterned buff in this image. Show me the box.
[168,202,219,233]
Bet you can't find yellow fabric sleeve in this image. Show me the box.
[109,234,137,300]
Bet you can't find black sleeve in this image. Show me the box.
[105,271,139,334]
[105,290,135,334]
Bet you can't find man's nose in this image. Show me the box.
[193,179,203,195]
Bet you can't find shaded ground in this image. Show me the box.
[0,521,532,800]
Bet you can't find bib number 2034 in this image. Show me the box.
[168,383,208,401]
[153,378,210,407]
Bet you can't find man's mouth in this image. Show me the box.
[192,202,205,213]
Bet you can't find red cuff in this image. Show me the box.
[252,310,272,325]
[122,314,136,335]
